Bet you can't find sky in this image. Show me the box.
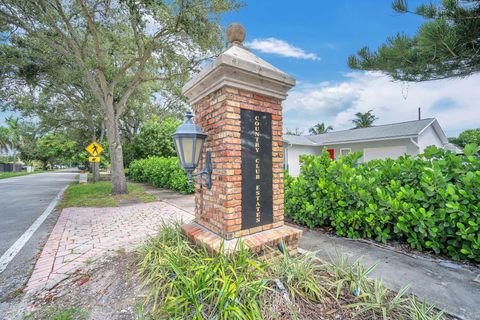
[222,0,480,137]
[2,1,478,137]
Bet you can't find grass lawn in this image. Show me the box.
[59,181,156,208]
[0,170,44,180]
[23,307,86,320]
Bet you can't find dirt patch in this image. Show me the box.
[11,251,144,320]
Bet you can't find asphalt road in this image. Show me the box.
[0,170,78,300]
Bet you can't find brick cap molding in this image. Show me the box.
[181,222,303,256]
[183,43,296,104]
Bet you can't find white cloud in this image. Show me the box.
[283,72,480,137]
[245,38,319,60]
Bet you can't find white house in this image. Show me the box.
[284,118,457,176]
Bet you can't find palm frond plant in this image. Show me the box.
[351,109,378,128]
[407,297,445,320]
[138,223,269,320]
[323,253,377,299]
[138,224,446,320]
[309,123,333,135]
[267,249,330,303]
[0,127,11,155]
[351,280,410,320]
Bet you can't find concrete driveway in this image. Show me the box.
[0,170,78,300]
[299,229,480,320]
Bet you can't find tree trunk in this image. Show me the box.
[105,101,128,194]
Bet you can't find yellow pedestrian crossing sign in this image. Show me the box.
[86,142,104,156]
[89,156,100,163]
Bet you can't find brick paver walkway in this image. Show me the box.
[26,201,193,291]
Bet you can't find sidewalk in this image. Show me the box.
[299,229,480,320]
[26,200,193,291]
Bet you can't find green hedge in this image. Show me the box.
[128,157,194,194]
[285,145,480,262]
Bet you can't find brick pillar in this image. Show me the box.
[181,23,302,255]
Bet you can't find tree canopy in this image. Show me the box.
[0,0,240,193]
[352,110,378,128]
[36,133,78,169]
[309,123,333,135]
[0,117,22,163]
[450,128,480,147]
[285,127,304,136]
[348,0,480,81]
[0,126,10,154]
[123,117,179,167]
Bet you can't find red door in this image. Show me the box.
[327,149,335,160]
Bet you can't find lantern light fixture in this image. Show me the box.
[172,111,212,189]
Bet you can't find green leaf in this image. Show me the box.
[463,144,478,157]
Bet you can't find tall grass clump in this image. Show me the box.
[324,254,377,299]
[268,250,329,302]
[138,223,268,319]
[138,224,447,320]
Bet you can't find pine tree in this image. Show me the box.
[348,0,480,81]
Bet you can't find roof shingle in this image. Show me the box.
[284,118,437,146]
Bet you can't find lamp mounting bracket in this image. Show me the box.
[192,151,212,189]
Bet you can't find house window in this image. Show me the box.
[340,148,351,157]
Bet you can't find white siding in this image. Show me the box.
[363,145,407,162]
[417,126,443,152]
[323,138,419,163]
[285,145,322,176]
[285,138,432,176]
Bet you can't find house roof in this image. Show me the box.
[284,118,449,146]
[444,142,463,154]
[283,135,317,146]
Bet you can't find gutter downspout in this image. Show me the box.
[410,137,420,156]
[284,141,292,172]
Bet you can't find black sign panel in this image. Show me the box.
[240,109,273,230]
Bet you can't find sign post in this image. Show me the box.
[86,142,103,183]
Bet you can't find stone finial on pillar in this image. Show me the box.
[226,23,246,46]
[180,23,302,256]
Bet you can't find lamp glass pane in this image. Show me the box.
[174,138,184,166]
[194,138,204,166]
[180,137,194,166]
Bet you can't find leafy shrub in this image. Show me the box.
[123,117,179,167]
[128,157,194,194]
[285,144,480,262]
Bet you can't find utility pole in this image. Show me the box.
[418,107,421,120]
